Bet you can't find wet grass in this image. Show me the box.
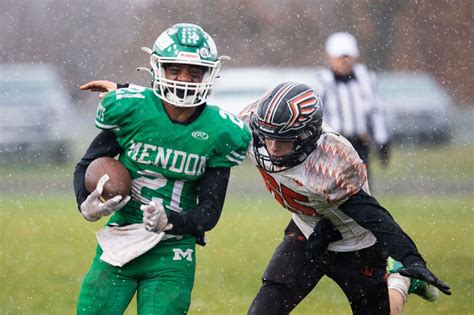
[1,143,472,313]
[1,195,472,314]
[1,143,472,197]
[371,143,474,182]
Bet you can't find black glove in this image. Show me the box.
[117,82,130,89]
[305,218,343,260]
[399,263,451,295]
[195,232,207,246]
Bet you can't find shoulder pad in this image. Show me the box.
[303,132,367,205]
[96,86,151,130]
[206,107,251,168]
[237,101,258,126]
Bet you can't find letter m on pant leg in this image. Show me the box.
[172,248,194,261]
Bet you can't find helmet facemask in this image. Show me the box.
[251,114,321,173]
[150,54,221,107]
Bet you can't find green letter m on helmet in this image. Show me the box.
[147,23,222,107]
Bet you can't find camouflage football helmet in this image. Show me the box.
[145,23,221,107]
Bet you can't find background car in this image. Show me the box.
[209,67,320,115]
[210,68,454,145]
[376,71,454,145]
[0,63,72,164]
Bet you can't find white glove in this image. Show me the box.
[140,201,173,233]
[80,175,131,222]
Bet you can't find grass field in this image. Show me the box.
[1,144,473,314]
[1,195,472,314]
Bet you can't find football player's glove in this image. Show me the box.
[399,263,451,296]
[141,201,173,233]
[305,218,343,260]
[80,176,130,222]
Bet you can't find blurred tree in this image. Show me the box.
[1,0,471,106]
[390,0,472,104]
[365,0,404,70]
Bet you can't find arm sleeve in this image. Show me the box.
[73,130,123,209]
[166,167,230,237]
[338,189,426,267]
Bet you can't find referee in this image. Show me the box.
[317,32,390,177]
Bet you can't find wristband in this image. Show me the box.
[117,83,130,89]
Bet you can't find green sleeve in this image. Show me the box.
[208,115,251,168]
[95,87,146,131]
[95,91,124,130]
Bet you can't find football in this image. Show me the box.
[85,157,132,201]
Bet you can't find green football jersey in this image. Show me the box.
[95,86,251,226]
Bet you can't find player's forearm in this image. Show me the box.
[73,165,89,209]
[73,130,122,209]
[338,190,425,267]
[167,167,230,236]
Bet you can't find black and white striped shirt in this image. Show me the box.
[316,64,389,145]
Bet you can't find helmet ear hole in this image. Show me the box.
[250,82,323,172]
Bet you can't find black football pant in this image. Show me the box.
[248,220,389,315]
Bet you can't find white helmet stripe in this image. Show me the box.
[263,82,297,123]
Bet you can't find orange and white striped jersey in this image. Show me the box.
[240,103,376,252]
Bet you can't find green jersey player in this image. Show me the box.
[73,23,250,314]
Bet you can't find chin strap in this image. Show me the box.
[134,46,155,87]
[141,46,153,54]
[136,67,154,76]
[219,55,232,61]
[215,56,232,78]
[136,47,154,76]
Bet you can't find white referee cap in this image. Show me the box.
[325,32,360,58]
